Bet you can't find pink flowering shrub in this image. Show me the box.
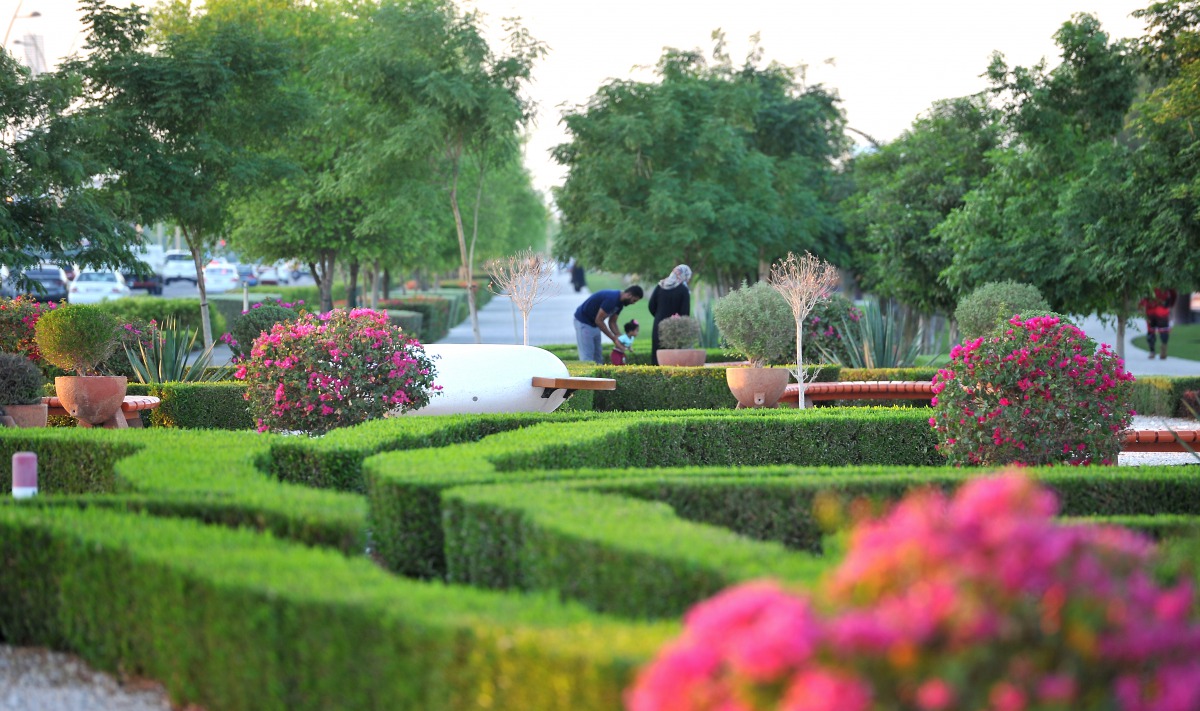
[236,308,439,433]
[0,296,58,370]
[804,295,860,364]
[930,314,1135,466]
[628,473,1200,711]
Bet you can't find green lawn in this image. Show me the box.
[1132,323,1200,361]
[580,272,655,347]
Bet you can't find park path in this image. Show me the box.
[437,267,584,347]
[1074,314,1198,377]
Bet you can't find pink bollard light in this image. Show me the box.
[12,451,36,499]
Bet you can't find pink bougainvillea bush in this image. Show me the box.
[0,296,58,369]
[930,314,1135,466]
[628,473,1200,711]
[236,308,439,433]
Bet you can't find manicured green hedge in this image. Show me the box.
[208,292,284,333]
[0,505,665,711]
[364,409,939,578]
[96,297,227,336]
[559,364,839,412]
[541,343,742,364]
[379,295,456,343]
[44,381,251,430]
[839,367,939,382]
[386,309,423,338]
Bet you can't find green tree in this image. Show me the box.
[842,95,1001,321]
[0,41,139,282]
[552,37,848,294]
[331,0,545,342]
[67,0,302,347]
[938,14,1138,323]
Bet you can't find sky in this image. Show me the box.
[12,0,1152,198]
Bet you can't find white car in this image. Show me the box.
[68,271,131,304]
[161,250,198,285]
[203,264,241,293]
[256,262,290,286]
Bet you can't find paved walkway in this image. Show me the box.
[438,268,585,347]
[1075,314,1199,377]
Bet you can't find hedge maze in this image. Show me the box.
[3,407,1200,710]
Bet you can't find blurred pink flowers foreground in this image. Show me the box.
[628,473,1200,711]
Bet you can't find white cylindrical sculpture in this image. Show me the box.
[403,344,572,416]
[12,451,37,499]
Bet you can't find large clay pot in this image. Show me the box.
[657,348,707,367]
[726,367,790,408]
[55,376,127,426]
[1,403,48,428]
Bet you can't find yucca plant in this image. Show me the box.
[819,298,923,369]
[124,316,229,383]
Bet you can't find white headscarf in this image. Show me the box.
[658,264,692,290]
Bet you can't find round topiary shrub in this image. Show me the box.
[33,304,120,376]
[713,281,794,367]
[230,305,296,361]
[658,315,701,349]
[235,308,439,434]
[930,314,1134,466]
[955,280,1051,341]
[0,352,44,404]
[629,473,1200,711]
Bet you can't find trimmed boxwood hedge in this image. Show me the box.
[44,382,252,430]
[3,409,1200,709]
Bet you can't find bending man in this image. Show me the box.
[573,285,644,364]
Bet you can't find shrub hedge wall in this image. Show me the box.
[95,297,227,337]
[2,410,1200,709]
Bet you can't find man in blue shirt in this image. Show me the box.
[573,285,644,363]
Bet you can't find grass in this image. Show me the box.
[1132,323,1200,362]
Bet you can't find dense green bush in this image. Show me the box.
[955,280,1050,341]
[95,297,227,340]
[712,281,794,366]
[34,304,120,375]
[657,315,702,349]
[0,352,44,404]
[805,294,859,364]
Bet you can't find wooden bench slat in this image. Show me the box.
[531,376,616,392]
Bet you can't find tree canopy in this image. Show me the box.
[552,37,848,293]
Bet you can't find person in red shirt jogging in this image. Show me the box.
[1139,288,1178,359]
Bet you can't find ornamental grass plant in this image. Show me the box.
[236,308,439,434]
[628,473,1200,711]
[930,314,1134,466]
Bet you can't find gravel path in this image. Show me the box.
[0,646,180,711]
[4,415,1197,709]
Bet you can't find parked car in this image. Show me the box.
[121,263,164,295]
[0,265,69,302]
[256,263,290,286]
[236,263,259,287]
[161,250,198,286]
[203,263,241,293]
[68,270,131,304]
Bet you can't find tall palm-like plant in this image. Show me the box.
[124,317,229,383]
[819,299,924,369]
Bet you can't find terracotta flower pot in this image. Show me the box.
[726,367,790,408]
[1,403,48,428]
[55,376,127,426]
[657,348,707,367]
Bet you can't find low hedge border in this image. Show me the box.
[0,428,366,552]
[363,408,941,577]
[0,505,669,711]
[1132,375,1200,417]
[560,365,839,412]
[443,483,832,619]
[43,382,252,430]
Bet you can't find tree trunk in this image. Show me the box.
[347,260,359,309]
[447,136,481,343]
[310,252,336,314]
[183,229,213,349]
[383,268,391,301]
[795,318,807,409]
[1116,314,1127,361]
[370,260,381,309]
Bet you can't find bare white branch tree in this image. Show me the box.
[768,251,840,409]
[485,249,560,345]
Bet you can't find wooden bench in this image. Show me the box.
[43,395,162,429]
[780,380,934,408]
[531,376,616,401]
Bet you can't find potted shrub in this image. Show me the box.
[34,304,126,426]
[656,314,706,367]
[0,352,47,427]
[712,281,794,407]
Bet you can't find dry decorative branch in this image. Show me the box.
[485,249,560,345]
[768,252,840,408]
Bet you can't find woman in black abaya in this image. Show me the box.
[648,264,692,365]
